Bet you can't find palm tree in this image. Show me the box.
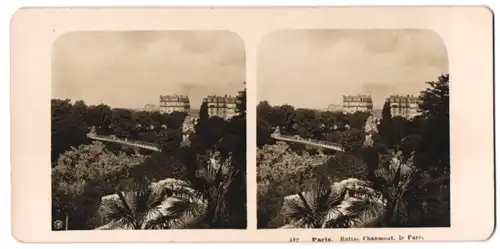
[280,176,384,228]
[98,178,181,229]
[371,151,450,227]
[169,151,240,228]
[371,152,414,226]
[98,150,241,229]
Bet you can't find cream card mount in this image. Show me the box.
[10,6,494,243]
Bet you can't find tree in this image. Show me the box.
[359,147,380,183]
[418,74,449,119]
[277,104,297,134]
[236,83,246,117]
[150,112,167,132]
[193,102,210,151]
[377,101,393,148]
[175,151,243,228]
[344,111,370,130]
[51,99,89,164]
[293,108,322,139]
[52,181,101,230]
[51,141,147,229]
[280,176,384,228]
[339,128,365,153]
[257,101,288,129]
[72,100,88,124]
[157,129,182,152]
[220,116,246,157]
[133,111,154,132]
[199,102,209,123]
[111,108,138,139]
[223,107,247,228]
[193,116,227,150]
[370,152,450,227]
[324,131,342,144]
[257,101,273,120]
[98,178,198,229]
[166,111,188,130]
[317,111,343,132]
[257,142,330,227]
[257,119,274,148]
[85,104,112,134]
[389,116,411,147]
[399,134,422,161]
[131,152,187,182]
[415,74,450,175]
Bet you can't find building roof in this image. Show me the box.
[387,95,419,103]
[342,95,373,103]
[203,94,237,103]
[159,94,190,102]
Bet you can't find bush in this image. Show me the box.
[314,152,369,182]
[257,142,329,228]
[52,141,148,229]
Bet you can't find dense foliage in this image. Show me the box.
[51,100,189,164]
[96,151,242,230]
[256,142,370,228]
[257,102,370,146]
[52,142,148,229]
[257,142,328,228]
[280,176,384,228]
[51,84,247,230]
[257,74,450,228]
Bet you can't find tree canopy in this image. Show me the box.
[256,74,450,229]
[52,83,248,230]
[52,141,148,229]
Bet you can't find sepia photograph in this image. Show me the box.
[11,7,493,242]
[50,31,247,230]
[256,29,450,229]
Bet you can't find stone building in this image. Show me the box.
[159,95,190,114]
[386,95,420,119]
[202,94,238,119]
[342,95,374,114]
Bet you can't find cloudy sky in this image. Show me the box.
[52,31,245,109]
[257,29,449,109]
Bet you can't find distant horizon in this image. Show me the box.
[52,31,245,109]
[53,91,240,110]
[257,29,448,109]
[258,90,426,110]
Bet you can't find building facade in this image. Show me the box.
[159,95,190,114]
[203,94,238,119]
[386,95,420,119]
[342,95,374,114]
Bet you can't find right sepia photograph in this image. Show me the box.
[256,29,450,229]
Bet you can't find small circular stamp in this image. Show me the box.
[54,220,64,230]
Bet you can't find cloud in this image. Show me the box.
[257,29,448,109]
[52,31,245,109]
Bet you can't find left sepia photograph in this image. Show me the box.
[51,31,247,230]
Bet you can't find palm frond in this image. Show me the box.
[323,214,355,228]
[101,198,137,228]
[166,185,203,204]
[166,197,205,218]
[321,207,342,227]
[281,197,312,223]
[143,214,182,229]
[345,197,385,222]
